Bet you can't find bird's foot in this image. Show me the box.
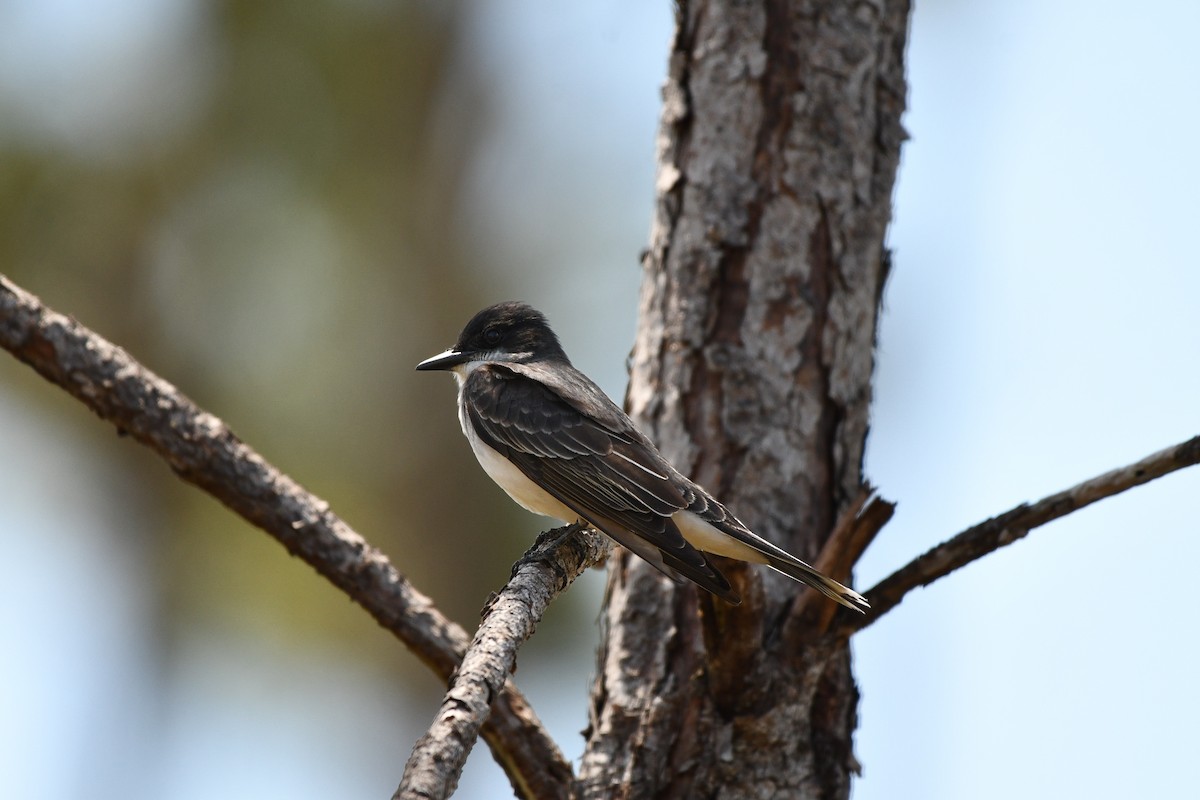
[510,521,588,579]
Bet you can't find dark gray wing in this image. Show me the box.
[464,363,739,603]
[479,363,867,611]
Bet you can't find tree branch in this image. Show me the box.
[790,489,895,636]
[395,523,609,800]
[840,435,1200,635]
[0,274,573,799]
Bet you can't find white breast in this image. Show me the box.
[453,372,578,522]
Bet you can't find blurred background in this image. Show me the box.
[1,1,1196,798]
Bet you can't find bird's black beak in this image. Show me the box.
[415,348,471,372]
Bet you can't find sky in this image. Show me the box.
[2,1,1198,799]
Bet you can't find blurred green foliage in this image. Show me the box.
[0,0,559,679]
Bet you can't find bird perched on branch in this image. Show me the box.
[417,301,867,611]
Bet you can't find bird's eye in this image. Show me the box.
[484,327,502,346]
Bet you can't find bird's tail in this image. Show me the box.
[764,554,869,613]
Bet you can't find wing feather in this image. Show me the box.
[464,363,739,603]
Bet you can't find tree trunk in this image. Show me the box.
[577,1,909,796]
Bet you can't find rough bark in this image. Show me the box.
[396,524,608,800]
[577,2,910,797]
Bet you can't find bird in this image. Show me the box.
[416,301,868,611]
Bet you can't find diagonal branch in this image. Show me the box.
[790,489,895,636]
[840,435,1200,636]
[395,523,609,800]
[0,274,573,800]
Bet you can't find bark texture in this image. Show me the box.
[396,525,607,800]
[577,2,910,797]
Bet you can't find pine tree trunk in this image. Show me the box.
[576,1,909,796]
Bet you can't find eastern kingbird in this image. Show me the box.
[416,301,867,611]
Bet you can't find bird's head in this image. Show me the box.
[416,301,569,375]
